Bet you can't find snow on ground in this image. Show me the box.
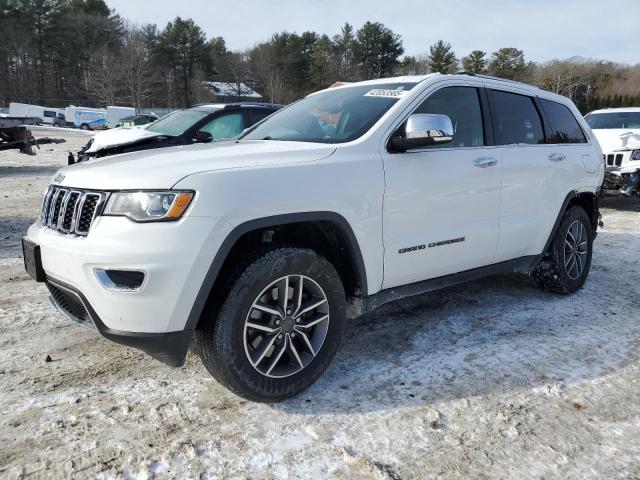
[1,131,640,479]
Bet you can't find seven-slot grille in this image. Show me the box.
[605,153,624,167]
[40,186,106,235]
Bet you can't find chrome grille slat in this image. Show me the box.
[40,186,106,236]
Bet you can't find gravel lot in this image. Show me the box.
[1,128,639,479]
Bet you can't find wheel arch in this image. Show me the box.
[542,189,600,256]
[185,212,368,331]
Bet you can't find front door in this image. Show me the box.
[381,86,502,289]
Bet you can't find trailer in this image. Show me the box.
[65,106,107,129]
[9,103,64,126]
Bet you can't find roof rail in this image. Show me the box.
[454,71,539,89]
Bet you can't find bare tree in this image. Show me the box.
[121,28,154,109]
[85,47,121,105]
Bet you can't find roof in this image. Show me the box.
[588,107,640,114]
[204,81,262,98]
[190,102,282,112]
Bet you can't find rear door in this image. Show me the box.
[381,85,502,288]
[488,89,573,262]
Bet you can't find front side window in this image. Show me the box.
[540,99,586,144]
[585,112,640,129]
[199,112,245,140]
[413,86,484,148]
[490,90,545,145]
[44,111,56,118]
[146,110,209,136]
[241,83,416,144]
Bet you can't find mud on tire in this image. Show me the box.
[194,247,346,402]
[532,206,593,294]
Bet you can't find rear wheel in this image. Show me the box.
[80,123,89,130]
[532,206,593,293]
[195,247,346,402]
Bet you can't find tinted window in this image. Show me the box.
[247,109,273,126]
[490,90,544,145]
[200,112,245,140]
[540,99,586,143]
[44,111,56,118]
[413,87,484,148]
[585,112,640,129]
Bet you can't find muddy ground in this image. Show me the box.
[1,128,639,479]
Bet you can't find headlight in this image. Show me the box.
[631,150,640,161]
[103,191,193,222]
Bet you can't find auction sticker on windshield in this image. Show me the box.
[364,89,408,98]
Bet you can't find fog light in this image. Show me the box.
[95,268,145,291]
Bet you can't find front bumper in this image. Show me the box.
[25,213,233,365]
[47,277,191,366]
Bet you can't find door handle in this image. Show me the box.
[473,157,497,168]
[549,153,566,162]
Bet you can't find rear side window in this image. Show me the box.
[247,110,273,126]
[540,99,586,144]
[413,86,484,148]
[490,90,544,145]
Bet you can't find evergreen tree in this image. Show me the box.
[428,40,457,74]
[353,21,403,79]
[158,17,210,107]
[488,47,526,79]
[461,50,487,73]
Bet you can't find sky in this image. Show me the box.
[106,0,639,65]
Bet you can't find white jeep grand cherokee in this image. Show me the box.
[23,74,604,401]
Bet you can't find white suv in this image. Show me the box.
[585,107,640,197]
[23,74,604,401]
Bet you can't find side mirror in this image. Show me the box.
[389,114,454,152]
[194,130,213,143]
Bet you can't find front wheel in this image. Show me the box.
[195,247,346,402]
[532,206,593,293]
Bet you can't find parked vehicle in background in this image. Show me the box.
[52,113,66,127]
[9,103,63,126]
[65,106,107,130]
[69,103,281,163]
[115,113,158,128]
[24,74,603,401]
[106,106,136,129]
[585,107,640,197]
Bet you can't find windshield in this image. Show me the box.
[585,112,640,129]
[146,110,209,136]
[241,83,416,143]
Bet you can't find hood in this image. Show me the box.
[85,127,164,153]
[591,129,640,153]
[52,140,337,190]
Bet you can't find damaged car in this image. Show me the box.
[69,103,281,164]
[585,107,640,197]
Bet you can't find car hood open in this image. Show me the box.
[51,140,337,190]
[85,127,165,153]
[592,129,640,153]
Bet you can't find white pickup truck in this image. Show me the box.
[23,73,603,401]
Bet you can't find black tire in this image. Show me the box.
[80,123,89,130]
[195,247,346,402]
[532,206,593,293]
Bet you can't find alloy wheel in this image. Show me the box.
[243,275,330,378]
[564,219,588,280]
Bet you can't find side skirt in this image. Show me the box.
[360,255,540,315]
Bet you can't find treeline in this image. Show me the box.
[1,0,639,113]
